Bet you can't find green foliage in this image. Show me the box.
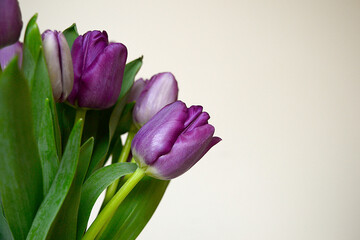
[0,59,43,240]
[63,23,79,50]
[119,56,143,99]
[26,120,83,240]
[46,138,94,240]
[77,163,137,239]
[98,177,169,240]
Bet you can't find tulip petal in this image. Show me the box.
[148,124,217,180]
[0,41,22,70]
[81,31,108,70]
[42,31,62,100]
[58,32,74,101]
[127,78,146,103]
[76,42,127,108]
[132,101,187,167]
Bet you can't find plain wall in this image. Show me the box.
[20,0,360,239]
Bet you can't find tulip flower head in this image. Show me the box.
[131,101,221,180]
[68,30,127,109]
[0,0,23,48]
[132,72,179,127]
[42,30,74,102]
[0,41,22,70]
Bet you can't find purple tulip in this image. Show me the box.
[0,41,22,70]
[68,30,127,109]
[42,30,74,102]
[132,72,179,127]
[131,101,221,180]
[0,0,22,48]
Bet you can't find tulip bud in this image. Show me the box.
[132,72,178,127]
[0,0,23,48]
[42,30,74,102]
[131,101,221,180]
[68,30,127,109]
[0,41,22,70]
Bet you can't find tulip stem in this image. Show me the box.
[82,166,146,240]
[75,108,87,125]
[102,125,137,207]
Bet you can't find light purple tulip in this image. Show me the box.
[131,101,221,180]
[68,30,127,109]
[0,0,22,48]
[42,30,74,102]
[0,41,22,70]
[132,72,178,127]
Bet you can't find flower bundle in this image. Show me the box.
[0,1,221,239]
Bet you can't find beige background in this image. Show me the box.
[20,0,360,239]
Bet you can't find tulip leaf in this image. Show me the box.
[63,23,79,50]
[23,15,62,161]
[77,163,137,239]
[46,137,94,240]
[0,59,43,240]
[119,56,143,99]
[56,102,76,152]
[26,120,83,240]
[39,98,60,195]
[22,13,42,83]
[97,177,169,240]
[0,195,14,240]
[0,209,13,240]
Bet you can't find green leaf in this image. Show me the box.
[119,56,143,99]
[46,138,94,240]
[77,163,137,239]
[0,191,14,240]
[22,14,42,83]
[26,120,83,240]
[0,211,13,240]
[98,177,169,240]
[63,23,79,50]
[0,59,43,240]
[39,99,60,195]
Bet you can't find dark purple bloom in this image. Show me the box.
[131,101,221,180]
[0,0,22,48]
[0,41,22,70]
[68,30,127,109]
[132,72,178,127]
[42,30,73,102]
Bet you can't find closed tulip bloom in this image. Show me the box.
[131,101,221,180]
[0,0,22,48]
[42,30,74,102]
[133,72,178,127]
[0,41,22,70]
[68,30,127,109]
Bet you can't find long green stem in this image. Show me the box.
[82,167,146,240]
[75,108,87,126]
[102,127,136,206]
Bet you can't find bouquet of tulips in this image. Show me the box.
[0,1,221,239]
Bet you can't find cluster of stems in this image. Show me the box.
[75,109,143,240]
